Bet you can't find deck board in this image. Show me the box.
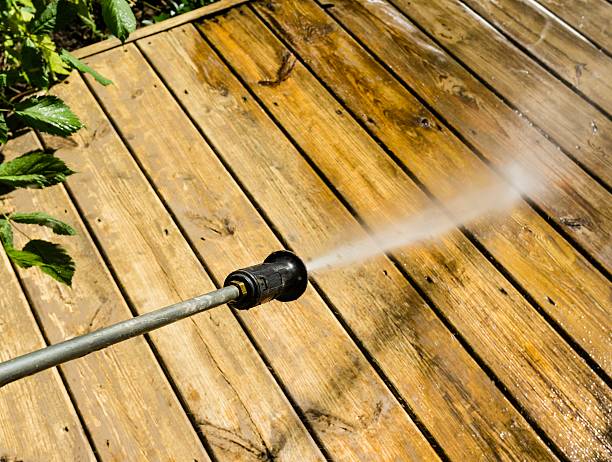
[0,138,95,461]
[45,73,325,462]
[1,0,610,460]
[389,0,612,188]
[7,133,214,460]
[251,0,612,375]
[97,38,441,461]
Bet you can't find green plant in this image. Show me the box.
[142,0,215,24]
[0,0,136,285]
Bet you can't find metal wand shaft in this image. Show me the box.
[0,285,240,387]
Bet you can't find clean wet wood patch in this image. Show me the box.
[1,0,610,460]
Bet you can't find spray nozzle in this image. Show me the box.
[224,250,308,309]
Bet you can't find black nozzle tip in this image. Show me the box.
[224,250,308,310]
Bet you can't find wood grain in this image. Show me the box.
[277,0,612,374]
[462,0,612,112]
[534,0,612,51]
[387,0,612,188]
[0,138,95,461]
[44,73,327,462]
[145,21,609,461]
[4,133,213,461]
[104,30,554,462]
[84,42,440,461]
[72,0,250,59]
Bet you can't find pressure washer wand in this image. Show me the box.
[0,250,308,388]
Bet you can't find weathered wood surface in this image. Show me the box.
[46,73,326,462]
[1,0,610,459]
[461,0,612,113]
[251,0,612,376]
[387,0,612,188]
[145,19,609,461]
[7,134,212,461]
[0,137,95,462]
[84,43,440,461]
[122,27,553,461]
[534,0,612,51]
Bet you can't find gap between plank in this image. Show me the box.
[322,0,612,281]
[34,129,220,462]
[82,54,333,462]
[251,1,612,387]
[456,0,611,120]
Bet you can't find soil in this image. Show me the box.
[53,1,204,51]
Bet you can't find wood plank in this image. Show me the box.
[4,133,213,461]
[388,0,612,187]
[251,0,612,377]
[46,71,424,461]
[273,0,612,373]
[142,23,610,461]
[534,0,612,51]
[91,32,556,462]
[72,0,250,59]
[82,43,441,462]
[0,138,95,461]
[460,0,612,113]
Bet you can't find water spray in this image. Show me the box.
[0,251,308,388]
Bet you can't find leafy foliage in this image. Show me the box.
[60,50,112,86]
[14,95,83,135]
[0,150,74,190]
[6,239,76,285]
[101,0,136,42]
[0,0,135,284]
[9,211,77,235]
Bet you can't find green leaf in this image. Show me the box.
[101,0,136,43]
[31,0,58,34]
[0,150,74,190]
[48,49,71,76]
[10,211,76,235]
[0,114,7,145]
[14,96,82,136]
[7,239,75,285]
[22,39,49,88]
[0,74,7,87]
[60,50,113,86]
[0,218,13,249]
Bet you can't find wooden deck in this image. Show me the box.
[1,0,610,460]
